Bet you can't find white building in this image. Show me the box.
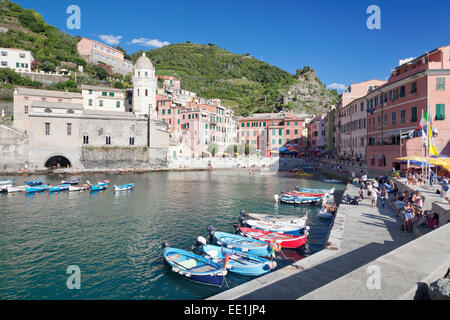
[0,48,34,73]
[132,53,157,119]
[82,85,127,112]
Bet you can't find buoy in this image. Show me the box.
[35,192,38,196]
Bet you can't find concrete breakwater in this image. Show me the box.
[209,182,449,300]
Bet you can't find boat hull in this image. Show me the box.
[239,227,308,249]
[213,231,272,258]
[26,185,49,193]
[163,248,226,287]
[201,245,275,276]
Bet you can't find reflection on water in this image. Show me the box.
[0,170,345,300]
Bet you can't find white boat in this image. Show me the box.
[243,213,308,225]
[0,179,14,185]
[69,184,89,192]
[113,183,134,192]
[243,219,307,236]
[1,184,13,192]
[6,185,27,193]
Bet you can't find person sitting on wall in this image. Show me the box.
[402,202,414,233]
[427,213,439,229]
[330,204,338,216]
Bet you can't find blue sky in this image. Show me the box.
[14,0,450,92]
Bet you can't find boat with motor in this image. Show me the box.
[298,187,335,195]
[237,227,310,249]
[113,183,134,192]
[162,242,227,287]
[26,185,49,193]
[241,218,307,236]
[276,194,324,205]
[195,237,276,277]
[240,211,308,226]
[25,180,44,187]
[0,184,12,192]
[49,184,70,192]
[209,227,277,258]
[318,210,333,219]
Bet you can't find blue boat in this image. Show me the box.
[299,187,335,195]
[201,244,276,277]
[162,244,227,287]
[90,184,107,192]
[280,194,323,205]
[0,178,14,185]
[25,180,44,187]
[49,184,70,192]
[211,231,273,258]
[26,185,49,193]
[113,183,134,192]
[61,180,79,185]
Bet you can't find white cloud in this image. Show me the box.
[327,83,348,91]
[130,38,170,48]
[99,34,122,46]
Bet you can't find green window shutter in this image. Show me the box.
[436,78,445,91]
[287,130,290,135]
[279,139,282,145]
[102,92,107,96]
[241,123,245,127]
[168,109,171,114]
[436,104,446,120]
[162,109,165,115]
[411,107,417,122]
[279,129,282,135]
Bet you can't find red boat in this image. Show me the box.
[239,227,309,249]
[284,192,325,197]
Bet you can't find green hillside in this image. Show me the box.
[0,0,339,115]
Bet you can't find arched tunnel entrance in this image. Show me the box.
[45,156,72,169]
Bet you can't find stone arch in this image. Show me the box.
[44,155,72,169]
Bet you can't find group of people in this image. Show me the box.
[322,202,338,216]
[393,189,439,233]
[358,177,392,209]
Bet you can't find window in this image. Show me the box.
[162,109,165,115]
[436,104,446,120]
[116,101,120,108]
[45,123,50,136]
[384,114,388,126]
[67,123,72,136]
[279,129,283,135]
[295,129,298,135]
[24,106,28,114]
[400,86,405,98]
[106,136,111,145]
[99,100,103,107]
[102,92,107,96]
[411,107,418,122]
[400,110,406,124]
[241,123,245,128]
[168,109,171,115]
[1,51,6,56]
[83,135,89,145]
[411,82,417,94]
[436,77,445,91]
[129,137,135,145]
[145,89,148,97]
[88,99,93,106]
[1,61,6,66]
[391,112,396,125]
[286,130,290,135]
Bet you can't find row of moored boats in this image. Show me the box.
[0,178,135,194]
[162,185,336,287]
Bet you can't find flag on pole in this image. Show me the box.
[428,125,439,157]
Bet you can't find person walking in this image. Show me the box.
[379,187,388,209]
[371,185,378,208]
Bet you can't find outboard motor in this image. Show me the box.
[207,226,215,242]
[238,215,246,226]
[193,236,207,252]
[240,210,246,217]
[161,241,170,249]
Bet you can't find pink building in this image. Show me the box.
[77,37,133,75]
[238,113,306,156]
[366,45,450,174]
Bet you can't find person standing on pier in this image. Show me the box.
[371,184,378,208]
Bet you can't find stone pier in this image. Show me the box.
[209,183,450,300]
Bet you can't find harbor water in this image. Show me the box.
[0,170,345,300]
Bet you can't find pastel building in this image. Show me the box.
[238,112,306,155]
[366,45,450,174]
[77,37,133,76]
[336,80,386,160]
[0,48,34,73]
[82,85,127,112]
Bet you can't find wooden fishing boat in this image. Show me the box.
[0,179,14,185]
[242,218,307,236]
[25,180,44,187]
[90,184,107,192]
[241,212,307,227]
[49,184,70,192]
[163,244,227,287]
[238,227,309,249]
[201,243,276,277]
[212,231,276,258]
[69,184,89,192]
[113,183,134,192]
[61,180,80,185]
[6,185,27,193]
[26,185,49,193]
